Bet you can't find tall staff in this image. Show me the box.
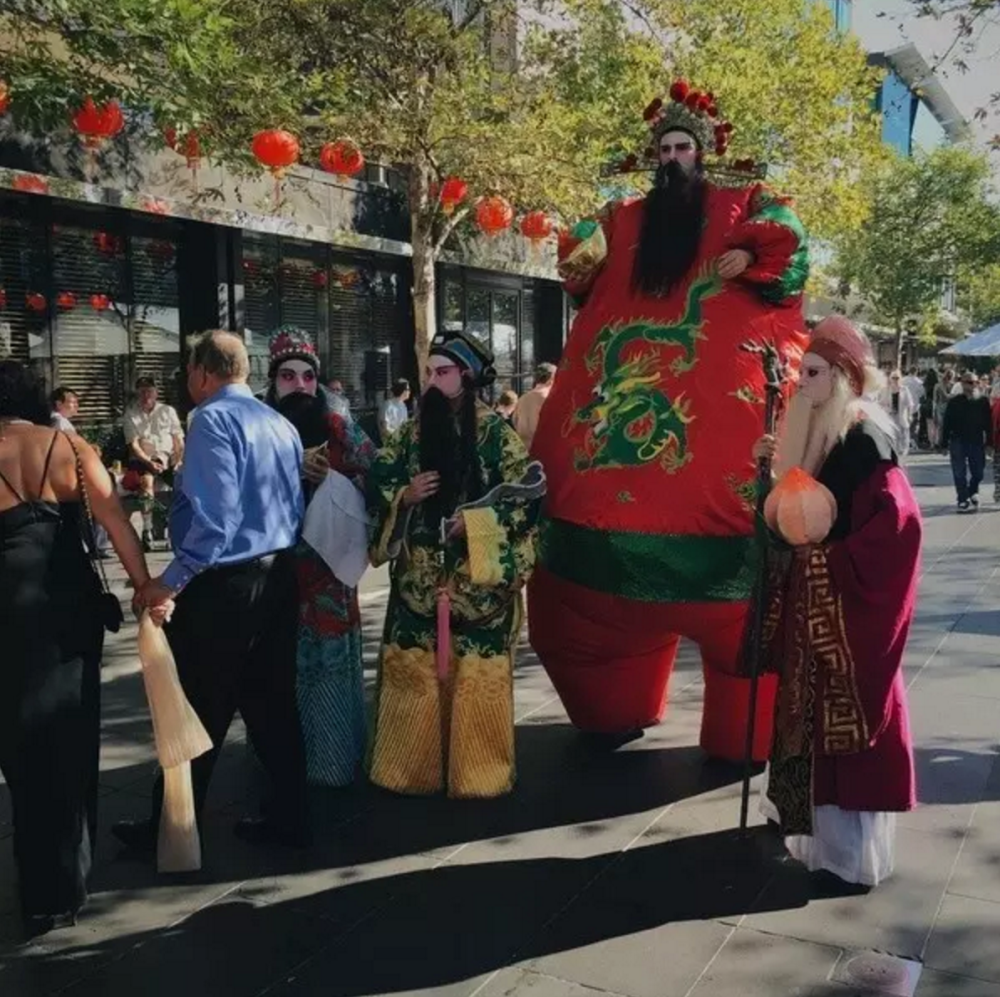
[738,338,787,836]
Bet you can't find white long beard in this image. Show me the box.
[774,372,899,479]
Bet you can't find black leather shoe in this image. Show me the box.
[23,909,78,939]
[233,817,312,849]
[111,818,156,854]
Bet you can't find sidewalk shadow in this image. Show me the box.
[88,723,747,893]
[7,827,801,997]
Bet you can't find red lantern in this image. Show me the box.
[142,198,170,215]
[0,288,6,309]
[312,270,329,288]
[440,177,468,215]
[25,292,47,312]
[319,139,365,178]
[90,293,110,312]
[520,210,554,245]
[0,81,10,116]
[475,196,513,237]
[251,129,300,178]
[57,291,77,311]
[72,97,124,149]
[94,231,122,255]
[12,174,48,195]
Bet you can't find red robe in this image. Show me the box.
[764,423,919,829]
[529,182,809,760]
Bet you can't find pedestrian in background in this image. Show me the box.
[513,362,557,450]
[942,371,992,513]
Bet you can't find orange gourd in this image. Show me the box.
[763,466,837,546]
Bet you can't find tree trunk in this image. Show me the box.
[409,165,437,386]
[893,321,905,371]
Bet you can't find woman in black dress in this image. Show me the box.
[0,361,151,937]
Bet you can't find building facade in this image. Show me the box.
[0,121,566,439]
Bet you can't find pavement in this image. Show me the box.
[2,452,1000,997]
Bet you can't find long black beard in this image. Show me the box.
[275,391,329,449]
[632,160,707,298]
[418,386,482,527]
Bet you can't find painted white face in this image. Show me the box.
[658,129,699,170]
[424,355,465,399]
[276,359,318,398]
[798,352,834,406]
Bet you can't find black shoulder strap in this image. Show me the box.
[38,430,60,496]
[0,463,25,503]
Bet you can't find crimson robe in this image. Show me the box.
[764,422,920,832]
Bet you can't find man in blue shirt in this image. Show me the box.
[115,330,311,853]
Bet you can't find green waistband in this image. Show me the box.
[540,518,756,603]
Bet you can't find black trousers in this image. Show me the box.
[949,440,986,504]
[151,551,307,833]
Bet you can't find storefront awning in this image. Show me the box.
[940,322,1000,357]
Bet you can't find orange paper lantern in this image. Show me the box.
[165,127,202,168]
[57,291,77,311]
[520,210,554,244]
[251,129,300,178]
[25,292,47,312]
[319,139,365,178]
[475,195,513,237]
[0,81,10,115]
[440,177,468,215]
[94,231,122,255]
[763,467,837,546]
[0,288,6,309]
[90,293,111,312]
[72,97,124,149]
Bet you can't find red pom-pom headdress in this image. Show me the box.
[646,78,733,159]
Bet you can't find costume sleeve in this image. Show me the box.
[558,202,617,305]
[365,422,415,567]
[459,420,544,588]
[728,184,809,306]
[825,464,922,745]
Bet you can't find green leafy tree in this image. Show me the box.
[957,262,1000,331]
[2,0,887,374]
[834,145,1000,364]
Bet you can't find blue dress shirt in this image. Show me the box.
[162,383,304,593]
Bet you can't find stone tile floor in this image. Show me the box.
[1,453,999,996]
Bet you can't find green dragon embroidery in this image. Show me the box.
[568,270,722,472]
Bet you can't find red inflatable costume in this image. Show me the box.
[529,81,810,761]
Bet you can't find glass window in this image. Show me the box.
[492,290,518,386]
[466,287,491,345]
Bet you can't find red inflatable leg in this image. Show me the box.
[692,600,775,762]
[527,566,679,733]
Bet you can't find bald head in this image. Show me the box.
[187,330,250,405]
[188,330,250,382]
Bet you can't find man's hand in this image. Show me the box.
[717,249,753,280]
[444,514,466,541]
[303,446,330,485]
[403,471,440,507]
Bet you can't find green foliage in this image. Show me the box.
[957,263,1000,330]
[834,145,1000,358]
[2,0,890,364]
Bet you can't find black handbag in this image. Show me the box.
[68,436,125,634]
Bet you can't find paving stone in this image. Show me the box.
[522,828,784,997]
[482,968,627,997]
[915,968,1000,996]
[687,928,844,997]
[923,894,1000,984]
[42,898,334,997]
[946,801,1000,906]
[741,827,964,960]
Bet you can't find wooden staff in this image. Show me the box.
[737,339,786,836]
